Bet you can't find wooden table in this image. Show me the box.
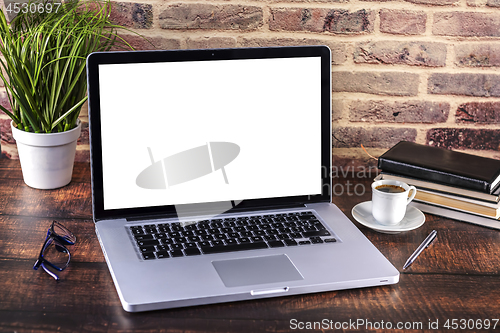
[1,159,499,332]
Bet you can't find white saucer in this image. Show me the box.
[351,201,425,234]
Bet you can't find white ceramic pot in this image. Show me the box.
[11,120,82,189]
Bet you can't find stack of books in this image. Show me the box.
[375,141,500,230]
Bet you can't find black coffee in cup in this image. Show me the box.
[375,184,405,193]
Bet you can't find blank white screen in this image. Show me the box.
[98,57,322,210]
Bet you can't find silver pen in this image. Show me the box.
[403,230,437,270]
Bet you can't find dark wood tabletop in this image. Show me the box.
[1,159,500,333]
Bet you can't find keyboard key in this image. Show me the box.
[140,246,155,253]
[131,228,145,235]
[170,250,184,257]
[187,236,201,242]
[182,230,195,237]
[171,224,182,231]
[201,241,268,255]
[283,239,298,246]
[299,241,311,245]
[268,240,285,248]
[160,238,174,245]
[154,233,167,239]
[302,230,330,238]
[134,234,154,241]
[156,251,170,259]
[310,238,323,244]
[184,224,197,231]
[325,238,337,243]
[156,245,169,252]
[252,230,265,237]
[184,248,201,256]
[158,226,171,233]
[142,252,156,260]
[214,234,227,240]
[137,239,160,247]
[170,244,183,250]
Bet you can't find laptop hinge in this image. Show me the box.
[123,203,310,222]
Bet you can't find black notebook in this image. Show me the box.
[378,141,500,194]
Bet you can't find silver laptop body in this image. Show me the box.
[86,46,399,312]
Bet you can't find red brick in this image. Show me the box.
[456,102,500,123]
[332,99,344,121]
[455,44,500,67]
[239,38,347,65]
[433,12,500,37]
[159,4,263,31]
[427,128,500,150]
[332,71,419,96]
[354,41,446,67]
[323,9,375,34]
[332,126,417,148]
[380,10,426,35]
[269,8,375,34]
[406,0,459,5]
[349,100,449,123]
[110,2,153,29]
[117,34,181,51]
[186,37,237,49]
[428,73,500,97]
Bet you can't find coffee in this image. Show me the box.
[375,184,405,193]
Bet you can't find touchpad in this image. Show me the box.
[212,255,304,288]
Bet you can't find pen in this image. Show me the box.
[403,230,437,270]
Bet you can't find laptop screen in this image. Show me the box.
[87,46,331,220]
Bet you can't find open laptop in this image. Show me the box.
[86,46,399,312]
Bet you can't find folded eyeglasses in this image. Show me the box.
[33,221,76,281]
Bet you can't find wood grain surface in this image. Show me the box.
[1,160,499,332]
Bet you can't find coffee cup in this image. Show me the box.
[371,180,417,225]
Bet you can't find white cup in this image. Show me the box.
[371,180,417,225]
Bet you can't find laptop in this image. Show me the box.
[86,45,399,312]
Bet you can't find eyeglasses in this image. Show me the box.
[33,221,76,281]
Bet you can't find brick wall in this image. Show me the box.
[1,0,500,169]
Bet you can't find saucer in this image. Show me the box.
[351,201,425,234]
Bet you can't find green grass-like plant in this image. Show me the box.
[0,0,131,133]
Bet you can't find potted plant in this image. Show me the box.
[0,0,130,189]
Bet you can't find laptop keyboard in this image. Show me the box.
[129,211,337,260]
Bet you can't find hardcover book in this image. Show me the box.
[378,141,500,194]
[414,188,500,219]
[377,173,500,203]
[410,202,500,231]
